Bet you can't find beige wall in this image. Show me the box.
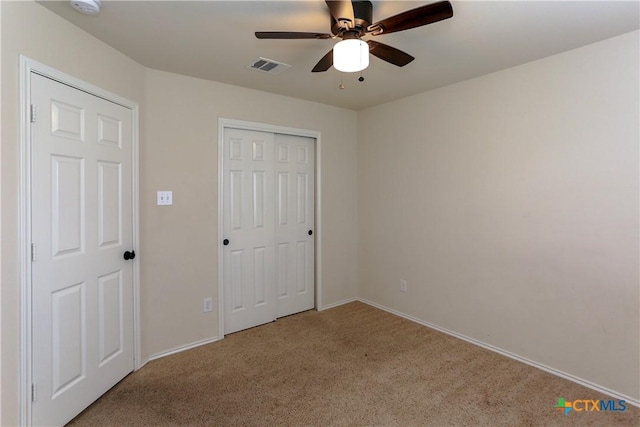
[142,69,358,358]
[1,2,358,423]
[0,2,145,424]
[357,30,639,400]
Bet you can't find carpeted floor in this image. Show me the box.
[68,301,639,426]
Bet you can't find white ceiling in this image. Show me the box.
[39,1,639,110]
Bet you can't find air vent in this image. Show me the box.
[248,58,291,75]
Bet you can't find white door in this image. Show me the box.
[222,128,314,334]
[223,128,277,334]
[274,134,315,318]
[30,73,135,426]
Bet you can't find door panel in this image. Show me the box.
[51,100,85,140]
[97,270,124,365]
[253,247,267,305]
[51,155,85,257]
[97,161,122,248]
[278,172,289,225]
[51,282,86,397]
[31,73,134,426]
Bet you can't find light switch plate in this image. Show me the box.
[157,191,173,206]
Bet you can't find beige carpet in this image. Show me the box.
[68,301,639,426]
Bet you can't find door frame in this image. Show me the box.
[18,56,141,426]
[217,118,322,338]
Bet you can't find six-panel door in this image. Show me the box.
[30,73,135,426]
[274,133,315,318]
[223,129,277,334]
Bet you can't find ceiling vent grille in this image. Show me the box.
[248,57,291,75]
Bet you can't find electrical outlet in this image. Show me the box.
[400,279,408,293]
[203,297,213,313]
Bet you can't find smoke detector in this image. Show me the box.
[70,0,102,15]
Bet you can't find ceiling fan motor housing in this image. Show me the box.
[331,0,373,36]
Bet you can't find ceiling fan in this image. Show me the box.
[255,0,454,73]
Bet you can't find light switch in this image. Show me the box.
[157,191,173,206]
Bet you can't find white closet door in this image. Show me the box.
[223,128,277,334]
[274,134,315,317]
[222,128,315,334]
[31,73,135,426]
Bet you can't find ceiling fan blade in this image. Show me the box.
[312,49,334,72]
[367,40,414,67]
[255,32,332,40]
[368,1,453,35]
[325,0,355,28]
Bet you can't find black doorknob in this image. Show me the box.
[223,239,230,246]
[123,250,136,260]
[308,230,313,236]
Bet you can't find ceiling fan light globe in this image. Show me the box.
[333,39,369,72]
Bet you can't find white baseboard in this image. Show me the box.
[139,296,359,367]
[318,297,358,311]
[137,295,356,368]
[142,336,221,366]
[358,298,640,408]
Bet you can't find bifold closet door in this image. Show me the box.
[222,128,315,334]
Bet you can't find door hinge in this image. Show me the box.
[31,243,37,262]
[30,104,36,123]
[31,383,37,402]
